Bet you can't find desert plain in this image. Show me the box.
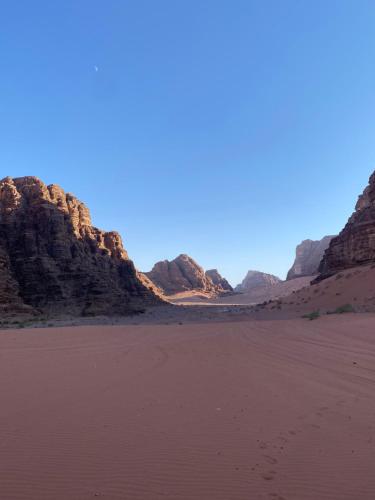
[1,309,375,500]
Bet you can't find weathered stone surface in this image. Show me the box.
[145,254,220,295]
[0,176,162,317]
[235,271,281,293]
[205,269,233,292]
[319,171,375,277]
[287,236,334,280]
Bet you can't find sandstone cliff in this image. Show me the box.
[0,176,162,317]
[287,236,334,280]
[205,269,233,292]
[319,171,375,277]
[145,254,222,295]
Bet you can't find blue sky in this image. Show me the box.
[1,1,375,285]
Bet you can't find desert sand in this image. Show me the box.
[1,313,375,499]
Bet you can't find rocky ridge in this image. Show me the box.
[205,269,233,292]
[287,236,335,280]
[0,176,162,317]
[319,171,375,277]
[145,254,229,295]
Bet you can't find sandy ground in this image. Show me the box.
[167,277,313,306]
[1,314,375,499]
[262,263,375,316]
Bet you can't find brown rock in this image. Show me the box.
[0,176,163,317]
[145,254,218,295]
[319,171,375,278]
[205,269,233,292]
[287,236,335,280]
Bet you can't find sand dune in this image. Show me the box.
[1,315,375,499]
[263,263,375,316]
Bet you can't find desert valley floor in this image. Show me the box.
[1,312,375,500]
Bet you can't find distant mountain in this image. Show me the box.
[145,254,215,295]
[287,236,335,280]
[0,176,162,318]
[235,270,281,293]
[319,170,375,277]
[145,254,230,296]
[205,269,233,292]
[234,270,312,304]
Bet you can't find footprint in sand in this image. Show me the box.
[264,455,278,464]
[310,423,321,429]
[262,470,276,481]
[258,440,268,450]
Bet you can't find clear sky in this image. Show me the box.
[1,1,375,286]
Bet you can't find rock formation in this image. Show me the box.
[205,269,233,292]
[235,270,311,304]
[0,176,162,317]
[145,254,223,295]
[235,271,281,293]
[287,236,335,280]
[319,171,375,277]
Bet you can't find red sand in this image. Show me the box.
[1,315,375,499]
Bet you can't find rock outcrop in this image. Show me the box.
[319,171,375,277]
[287,236,335,280]
[145,254,222,295]
[205,269,233,292]
[235,271,281,293]
[0,176,162,317]
[235,270,311,304]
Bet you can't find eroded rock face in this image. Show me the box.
[205,269,233,292]
[235,271,281,293]
[145,254,219,295]
[319,171,375,277]
[0,176,162,317]
[287,236,334,280]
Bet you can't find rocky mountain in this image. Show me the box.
[235,270,281,293]
[205,269,233,292]
[145,254,226,295]
[234,270,311,304]
[287,236,335,280]
[0,176,162,317]
[319,170,375,277]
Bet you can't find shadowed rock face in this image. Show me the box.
[319,171,375,277]
[0,176,162,317]
[287,236,335,280]
[205,269,233,292]
[145,254,219,295]
[235,271,281,293]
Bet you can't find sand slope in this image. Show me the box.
[264,263,375,316]
[1,316,375,499]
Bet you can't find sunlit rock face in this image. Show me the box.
[145,254,225,295]
[319,171,375,277]
[205,269,233,292]
[0,176,163,317]
[287,236,335,280]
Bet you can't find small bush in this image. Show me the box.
[330,304,355,315]
[302,310,320,321]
